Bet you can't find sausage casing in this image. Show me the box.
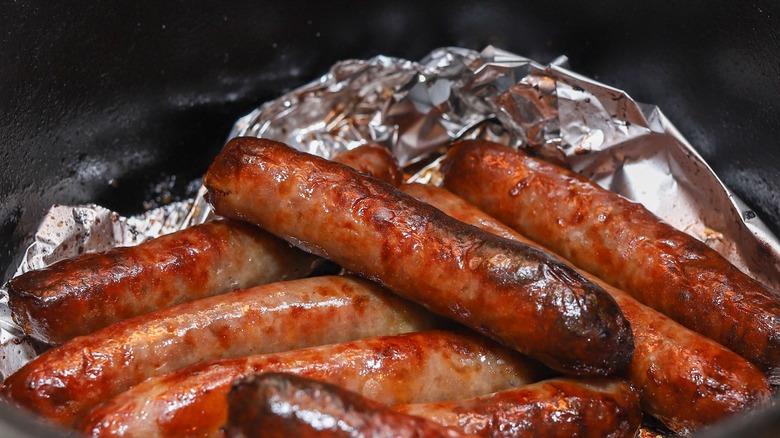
[401,184,771,433]
[2,275,438,427]
[7,218,319,344]
[440,139,780,375]
[225,373,473,438]
[7,142,401,345]
[77,330,547,437]
[333,143,404,187]
[401,183,771,433]
[204,137,634,376]
[396,378,641,438]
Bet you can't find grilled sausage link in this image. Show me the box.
[401,183,771,434]
[224,373,474,438]
[7,142,402,346]
[396,378,641,438]
[78,330,548,438]
[2,275,439,428]
[440,139,780,375]
[204,137,634,376]
[8,218,319,344]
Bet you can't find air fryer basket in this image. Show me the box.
[1,2,779,436]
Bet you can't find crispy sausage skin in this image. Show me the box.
[78,330,548,438]
[333,144,404,187]
[204,137,634,376]
[224,373,474,438]
[2,275,439,428]
[6,142,401,346]
[401,183,772,433]
[440,140,780,375]
[395,378,641,438]
[8,219,320,344]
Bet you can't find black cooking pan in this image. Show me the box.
[1,1,779,436]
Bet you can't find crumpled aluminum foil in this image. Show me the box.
[2,46,779,384]
[0,201,198,378]
[230,45,780,290]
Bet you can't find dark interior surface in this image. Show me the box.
[1,1,779,436]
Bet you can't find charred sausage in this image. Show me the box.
[396,378,641,438]
[8,219,319,344]
[2,275,439,427]
[224,372,474,438]
[77,330,547,438]
[440,140,780,375]
[401,183,771,433]
[203,137,634,376]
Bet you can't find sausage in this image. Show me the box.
[333,143,404,187]
[440,140,780,375]
[2,275,440,428]
[401,183,771,433]
[7,142,402,346]
[395,377,641,438]
[8,218,319,344]
[224,372,474,438]
[203,137,634,376]
[77,330,548,438]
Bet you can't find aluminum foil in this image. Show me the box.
[2,46,780,385]
[0,201,198,378]
[229,45,780,290]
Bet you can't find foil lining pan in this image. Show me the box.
[2,46,779,387]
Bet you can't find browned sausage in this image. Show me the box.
[401,183,771,434]
[203,137,634,376]
[8,218,320,344]
[2,275,440,428]
[224,372,475,438]
[7,143,402,346]
[440,140,780,375]
[77,330,548,438]
[395,377,641,438]
[333,144,404,187]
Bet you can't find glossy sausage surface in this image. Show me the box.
[8,218,319,344]
[7,142,401,346]
[225,372,474,438]
[401,183,772,434]
[2,275,438,427]
[204,137,634,376]
[78,330,547,438]
[440,140,780,375]
[396,378,641,438]
[333,143,404,187]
